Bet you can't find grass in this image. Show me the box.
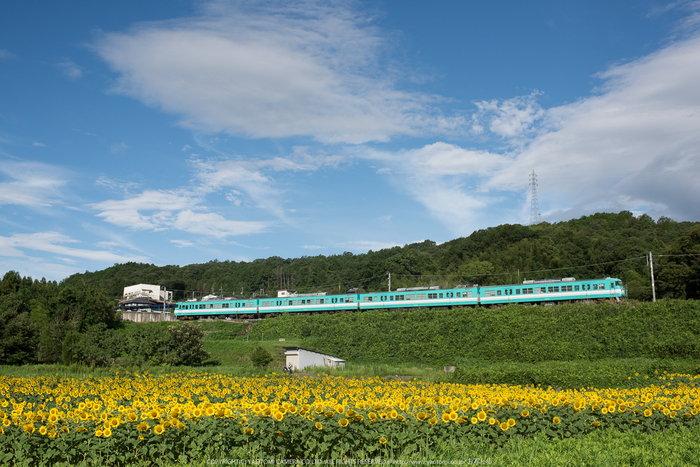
[157,426,700,466]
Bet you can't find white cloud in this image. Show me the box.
[110,142,127,153]
[95,175,141,194]
[364,28,700,233]
[362,142,507,234]
[32,142,46,147]
[0,160,68,207]
[93,0,464,144]
[91,189,199,230]
[471,91,545,141]
[484,32,700,221]
[302,245,325,250]
[0,231,148,263]
[91,179,271,238]
[171,239,194,248]
[173,210,268,237]
[0,49,15,60]
[57,58,82,80]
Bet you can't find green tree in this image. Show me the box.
[251,346,273,367]
[166,323,210,366]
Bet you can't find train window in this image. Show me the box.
[575,285,579,291]
[515,289,520,295]
[592,284,598,290]
[497,290,502,296]
[600,284,605,290]
[615,281,622,286]
[406,295,414,300]
[456,292,461,298]
[439,293,443,298]
[348,298,354,303]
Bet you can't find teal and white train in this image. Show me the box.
[174,277,626,319]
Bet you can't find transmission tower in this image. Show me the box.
[529,170,541,226]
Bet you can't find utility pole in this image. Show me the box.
[529,170,541,226]
[388,272,391,292]
[649,251,656,302]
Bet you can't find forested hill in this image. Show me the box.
[61,211,700,301]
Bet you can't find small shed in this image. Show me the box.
[284,347,345,371]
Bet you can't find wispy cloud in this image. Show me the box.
[484,32,700,221]
[0,49,15,60]
[0,231,149,263]
[93,0,464,144]
[367,29,700,232]
[57,58,82,80]
[110,142,127,153]
[0,160,68,207]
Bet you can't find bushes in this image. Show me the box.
[166,323,210,366]
[61,322,210,367]
[251,346,273,367]
[248,301,700,365]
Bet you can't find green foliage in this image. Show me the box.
[56,212,700,303]
[449,358,700,389]
[165,322,210,366]
[250,345,273,367]
[248,301,700,366]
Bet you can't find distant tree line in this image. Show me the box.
[0,271,208,366]
[61,211,700,302]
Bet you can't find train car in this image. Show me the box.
[173,276,626,319]
[175,297,256,319]
[358,286,479,310]
[479,277,625,306]
[258,293,358,315]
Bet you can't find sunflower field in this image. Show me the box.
[1,371,700,465]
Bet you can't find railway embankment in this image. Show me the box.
[242,300,700,387]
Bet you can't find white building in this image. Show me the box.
[123,284,172,302]
[284,347,345,371]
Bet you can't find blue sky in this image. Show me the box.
[2,0,700,281]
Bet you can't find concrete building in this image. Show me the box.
[123,284,173,302]
[119,283,176,322]
[284,347,345,371]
